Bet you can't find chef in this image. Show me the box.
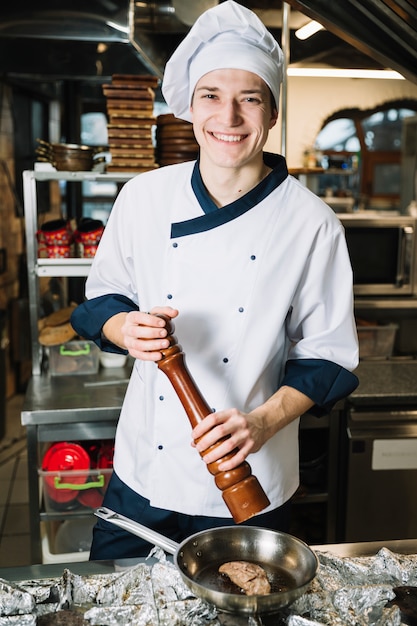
[71,0,359,560]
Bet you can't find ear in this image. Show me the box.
[269,107,278,130]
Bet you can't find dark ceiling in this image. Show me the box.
[0,0,415,86]
[286,0,417,84]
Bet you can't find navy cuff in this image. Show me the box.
[70,294,138,353]
[282,359,359,416]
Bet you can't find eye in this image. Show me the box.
[244,96,262,104]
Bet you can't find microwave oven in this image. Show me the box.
[339,214,417,296]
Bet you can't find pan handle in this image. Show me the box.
[94,507,179,555]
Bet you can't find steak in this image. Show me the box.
[218,561,271,595]
[37,610,89,625]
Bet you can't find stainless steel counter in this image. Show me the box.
[2,539,417,582]
[21,364,132,426]
[313,537,417,557]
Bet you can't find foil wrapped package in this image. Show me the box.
[0,547,417,624]
[0,578,35,616]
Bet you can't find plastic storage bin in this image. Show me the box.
[49,340,99,375]
[357,324,398,359]
[39,467,113,512]
[41,519,95,564]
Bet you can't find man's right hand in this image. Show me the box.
[103,306,179,361]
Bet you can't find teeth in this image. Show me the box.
[212,133,245,142]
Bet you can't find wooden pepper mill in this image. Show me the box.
[156,315,270,523]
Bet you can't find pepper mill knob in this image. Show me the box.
[156,315,270,523]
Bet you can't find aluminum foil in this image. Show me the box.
[283,548,416,626]
[83,604,158,625]
[0,578,35,616]
[0,547,416,624]
[0,616,37,625]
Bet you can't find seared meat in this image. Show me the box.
[37,610,89,625]
[219,561,271,595]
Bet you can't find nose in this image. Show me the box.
[218,100,242,126]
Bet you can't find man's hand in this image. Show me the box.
[103,306,179,361]
[191,407,266,470]
[192,386,314,471]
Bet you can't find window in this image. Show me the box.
[361,108,415,151]
[316,118,360,153]
[315,100,417,210]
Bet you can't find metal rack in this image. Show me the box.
[21,369,130,564]
[22,169,134,375]
[21,169,135,563]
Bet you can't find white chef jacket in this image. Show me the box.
[83,154,358,517]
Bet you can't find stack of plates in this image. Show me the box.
[156,114,199,166]
[103,74,159,173]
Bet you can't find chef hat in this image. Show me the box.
[162,0,284,122]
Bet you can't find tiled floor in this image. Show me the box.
[0,394,31,567]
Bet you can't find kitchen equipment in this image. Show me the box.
[103,74,158,174]
[401,115,417,213]
[36,218,74,258]
[36,139,106,171]
[37,219,74,246]
[344,406,417,542]
[156,314,270,523]
[74,219,104,244]
[41,442,90,507]
[54,517,97,554]
[339,213,417,296]
[49,340,100,375]
[94,506,318,617]
[77,440,114,508]
[74,218,104,258]
[78,440,114,509]
[156,113,199,166]
[99,352,127,368]
[38,322,77,347]
[356,323,398,358]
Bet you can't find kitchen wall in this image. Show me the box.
[0,84,27,396]
[266,76,417,167]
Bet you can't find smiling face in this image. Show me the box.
[190,68,278,174]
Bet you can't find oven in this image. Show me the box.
[344,407,417,542]
[339,214,417,296]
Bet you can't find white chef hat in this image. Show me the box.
[162,0,284,123]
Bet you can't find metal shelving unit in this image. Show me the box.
[23,169,134,375]
[21,169,136,563]
[21,370,130,563]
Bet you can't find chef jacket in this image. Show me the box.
[71,153,359,517]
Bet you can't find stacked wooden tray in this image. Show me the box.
[156,114,199,166]
[103,74,159,173]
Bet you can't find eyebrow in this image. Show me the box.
[195,86,265,96]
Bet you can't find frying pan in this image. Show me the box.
[94,507,318,617]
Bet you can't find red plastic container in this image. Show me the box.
[41,442,90,506]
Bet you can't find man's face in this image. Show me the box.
[190,68,278,171]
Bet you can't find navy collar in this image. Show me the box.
[171,153,288,238]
